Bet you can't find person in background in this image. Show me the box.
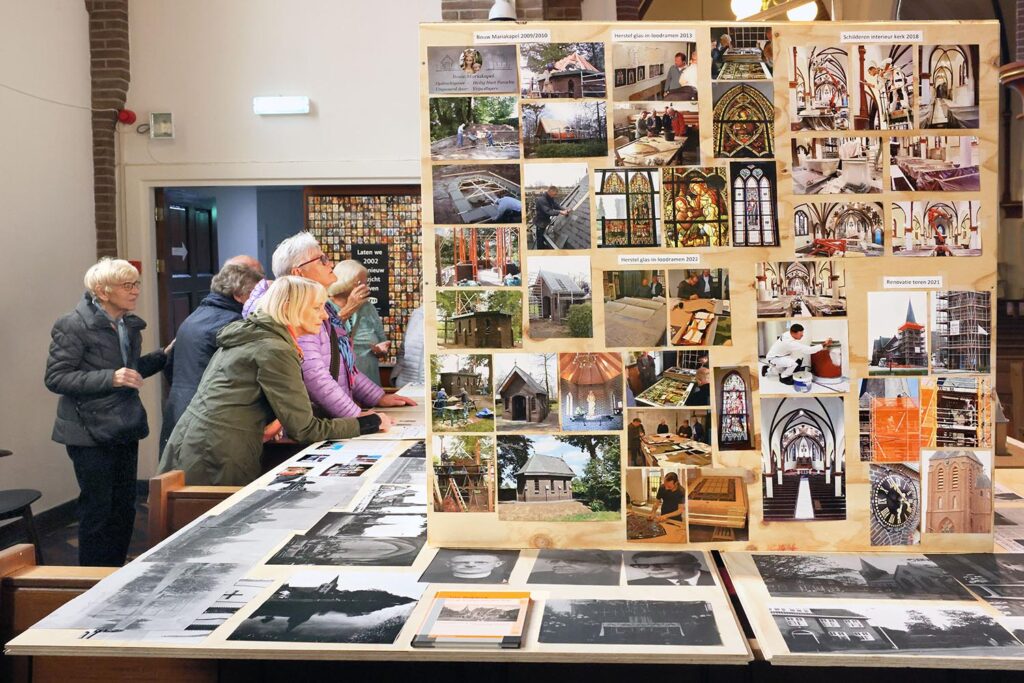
[492,195,522,223]
[679,50,699,90]
[649,273,665,298]
[657,418,670,435]
[160,277,387,486]
[692,417,707,444]
[391,306,425,388]
[224,253,264,277]
[160,262,263,450]
[329,260,389,386]
[627,416,646,467]
[711,33,732,79]
[677,419,692,439]
[685,366,711,406]
[45,258,171,566]
[457,122,466,147]
[677,272,702,300]
[636,110,650,139]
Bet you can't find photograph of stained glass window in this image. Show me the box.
[595,169,661,248]
[729,161,778,247]
[661,167,729,248]
[712,82,774,159]
[715,366,753,450]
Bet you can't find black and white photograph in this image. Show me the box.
[419,548,521,584]
[37,561,248,633]
[995,508,1024,553]
[771,604,1023,655]
[354,484,428,515]
[374,450,427,486]
[142,519,288,566]
[751,554,972,600]
[527,549,622,586]
[181,578,274,638]
[268,534,426,567]
[928,554,1024,616]
[204,481,363,530]
[306,512,427,539]
[297,453,330,463]
[228,571,426,644]
[539,600,722,646]
[321,460,377,477]
[624,551,714,586]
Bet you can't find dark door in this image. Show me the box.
[512,395,526,421]
[155,189,218,345]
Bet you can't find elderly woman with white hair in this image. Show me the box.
[45,258,171,566]
[329,259,390,385]
[160,276,386,486]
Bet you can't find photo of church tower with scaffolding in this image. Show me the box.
[868,293,928,375]
[931,290,991,373]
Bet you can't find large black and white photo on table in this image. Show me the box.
[183,578,274,637]
[751,554,972,600]
[229,572,426,644]
[539,600,722,646]
[770,604,1023,655]
[306,512,427,539]
[205,480,362,529]
[267,534,426,567]
[419,548,521,584]
[354,484,428,515]
[527,549,623,585]
[624,551,714,586]
[142,519,289,566]
[927,554,1024,616]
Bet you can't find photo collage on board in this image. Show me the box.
[423,29,992,551]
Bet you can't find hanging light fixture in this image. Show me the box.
[787,2,819,20]
[730,0,763,19]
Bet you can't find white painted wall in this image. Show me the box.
[0,2,95,512]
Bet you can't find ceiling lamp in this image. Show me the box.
[787,2,819,20]
[730,0,763,19]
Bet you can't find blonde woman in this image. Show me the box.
[160,276,388,486]
[45,258,171,566]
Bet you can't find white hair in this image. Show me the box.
[327,259,369,298]
[84,257,139,297]
[271,232,321,278]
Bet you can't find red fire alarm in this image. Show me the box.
[118,109,137,125]
[129,259,142,275]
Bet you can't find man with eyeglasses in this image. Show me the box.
[626,551,714,586]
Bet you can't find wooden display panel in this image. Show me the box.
[420,21,1000,552]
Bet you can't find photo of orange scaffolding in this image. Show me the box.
[920,376,993,449]
[858,378,921,463]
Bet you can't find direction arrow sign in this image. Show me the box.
[171,243,188,260]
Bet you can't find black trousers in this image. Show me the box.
[66,442,139,567]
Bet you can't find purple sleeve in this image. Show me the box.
[297,328,363,418]
[242,279,270,318]
[351,369,385,406]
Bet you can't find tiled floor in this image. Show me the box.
[38,493,151,566]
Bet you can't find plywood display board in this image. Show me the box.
[420,20,1000,552]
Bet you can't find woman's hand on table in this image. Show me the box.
[377,394,417,408]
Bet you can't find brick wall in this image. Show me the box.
[545,0,583,20]
[616,0,642,20]
[85,0,130,258]
[1018,0,1024,61]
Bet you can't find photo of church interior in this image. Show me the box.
[760,397,847,522]
[668,269,733,347]
[612,103,700,167]
[923,450,992,534]
[889,135,980,191]
[918,44,980,129]
[628,350,710,408]
[558,352,624,431]
[612,40,698,102]
[921,377,993,449]
[789,45,850,131]
[868,292,929,376]
[626,466,688,542]
[851,44,914,130]
[931,290,992,373]
[756,261,847,317]
[791,137,883,194]
[793,201,884,258]
[710,25,773,80]
[858,378,921,463]
[628,407,712,467]
[711,81,775,158]
[757,319,850,394]
[891,200,981,257]
[715,366,754,451]
[595,168,661,247]
[435,226,520,286]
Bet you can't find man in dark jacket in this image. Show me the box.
[533,186,569,249]
[160,262,263,449]
[45,258,170,566]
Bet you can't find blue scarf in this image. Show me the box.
[326,301,358,389]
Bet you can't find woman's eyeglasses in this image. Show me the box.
[296,253,330,269]
[118,281,142,291]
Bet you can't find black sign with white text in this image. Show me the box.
[351,244,389,317]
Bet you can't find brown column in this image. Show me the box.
[85,0,130,258]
